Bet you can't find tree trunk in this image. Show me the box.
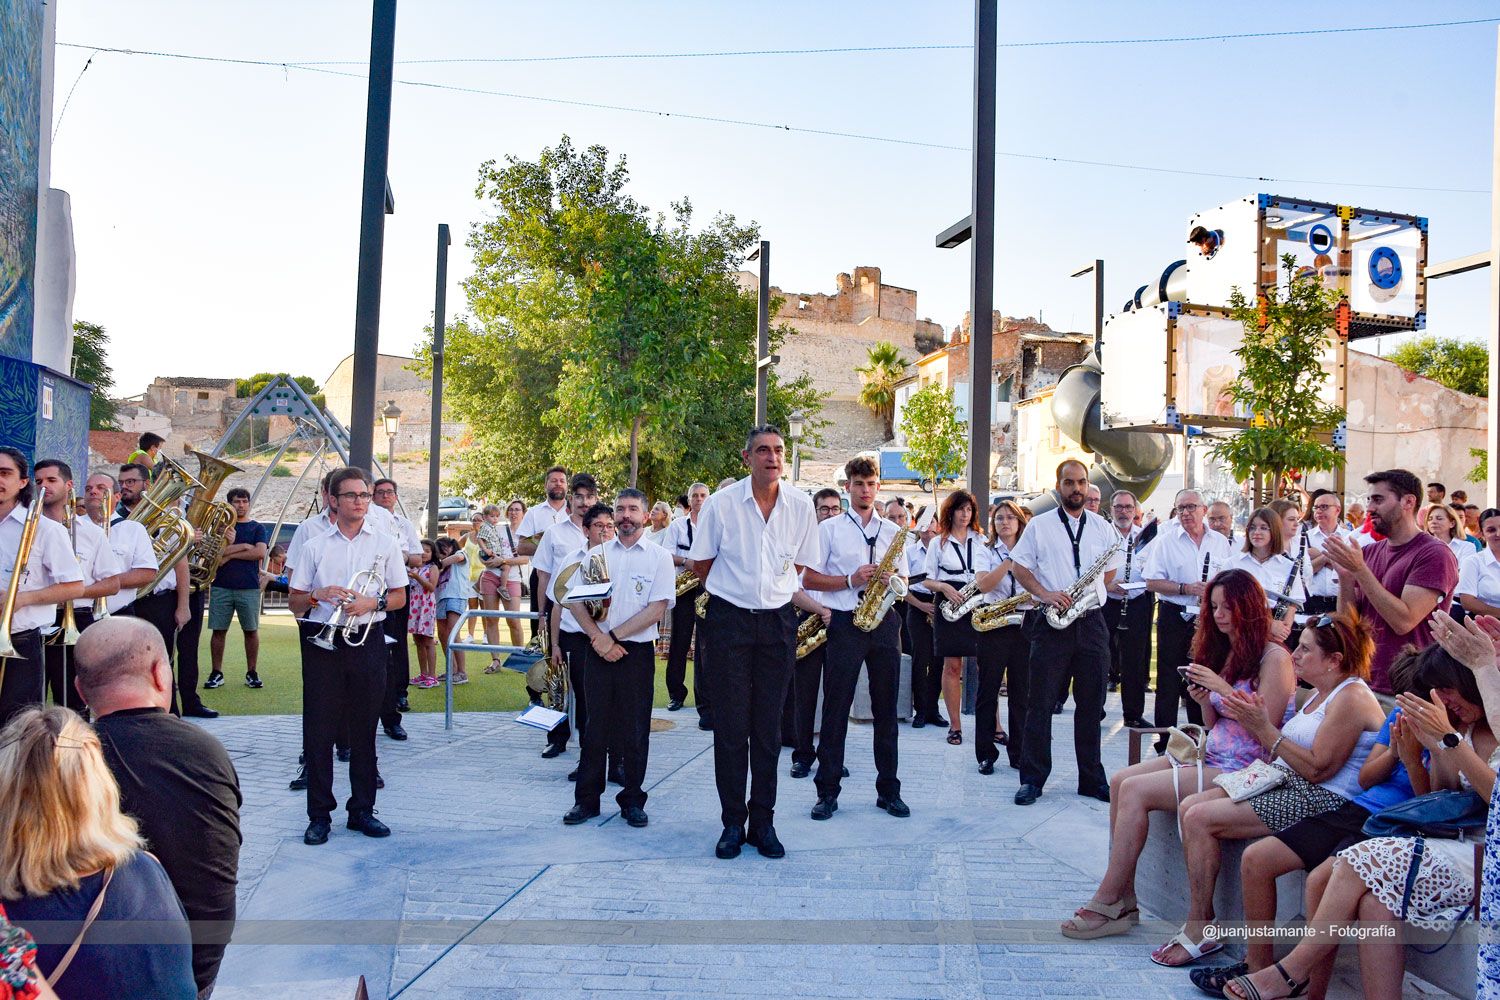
[629,414,641,488]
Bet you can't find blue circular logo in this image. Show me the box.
[1367,247,1402,290]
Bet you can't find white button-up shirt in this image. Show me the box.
[289,519,407,625]
[519,501,570,541]
[1111,523,1154,601]
[1009,507,1122,606]
[534,518,587,579]
[552,537,590,635]
[662,513,700,567]
[69,517,121,610]
[0,505,84,633]
[1143,522,1233,607]
[1458,547,1500,606]
[589,535,676,641]
[688,476,821,610]
[1305,525,1348,597]
[923,530,1003,588]
[1226,550,1307,607]
[907,540,932,595]
[815,509,904,613]
[383,509,423,559]
[102,519,158,614]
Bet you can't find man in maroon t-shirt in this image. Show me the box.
[1324,468,1458,693]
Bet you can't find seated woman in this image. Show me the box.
[1223,623,1499,1000]
[1152,611,1386,967]
[0,707,196,999]
[1059,569,1294,939]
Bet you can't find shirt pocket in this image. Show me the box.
[629,573,652,598]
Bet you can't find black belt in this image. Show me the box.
[9,628,38,640]
[708,594,791,615]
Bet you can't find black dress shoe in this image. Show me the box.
[1079,786,1110,803]
[1123,717,1150,730]
[397,696,409,713]
[567,769,579,782]
[811,796,838,821]
[1107,681,1119,693]
[607,767,626,787]
[928,714,949,728]
[184,705,219,719]
[746,825,785,858]
[376,770,385,790]
[876,796,910,818]
[621,806,649,828]
[347,811,391,837]
[563,804,600,825]
[668,699,684,711]
[383,723,408,741]
[289,765,308,791]
[336,747,351,763]
[911,715,926,729]
[304,819,330,845]
[715,826,745,859]
[978,760,995,775]
[1014,783,1042,806]
[789,761,810,779]
[698,718,714,731]
[541,745,565,759]
[993,731,1008,746]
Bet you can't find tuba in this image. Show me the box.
[0,499,45,660]
[183,449,243,592]
[127,456,205,597]
[1045,535,1124,630]
[854,525,909,632]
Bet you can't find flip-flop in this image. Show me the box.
[1149,925,1223,967]
[946,729,962,746]
[1059,896,1139,940]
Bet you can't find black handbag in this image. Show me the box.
[1361,789,1487,839]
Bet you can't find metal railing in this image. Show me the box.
[441,608,541,731]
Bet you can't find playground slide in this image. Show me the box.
[1027,351,1173,515]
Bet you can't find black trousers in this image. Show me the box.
[0,629,43,724]
[300,622,385,822]
[44,607,94,711]
[380,588,410,730]
[704,595,796,832]
[1153,606,1204,731]
[575,640,655,811]
[121,590,181,716]
[665,583,702,709]
[907,600,941,721]
[547,630,597,754]
[1020,608,1109,794]
[528,568,542,640]
[975,622,1029,768]
[788,645,824,767]
[1104,594,1155,722]
[175,587,207,713]
[816,611,901,801]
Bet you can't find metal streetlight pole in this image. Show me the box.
[428,224,450,540]
[382,400,402,475]
[749,241,775,426]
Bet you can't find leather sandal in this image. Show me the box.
[1223,960,1308,1000]
[1059,895,1139,940]
[1188,962,1248,997]
[1149,924,1223,967]
[484,658,504,674]
[946,729,962,746]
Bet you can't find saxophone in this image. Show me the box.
[853,525,909,632]
[694,590,710,619]
[939,581,985,622]
[972,591,1030,632]
[795,611,827,658]
[1044,535,1124,630]
[675,568,700,596]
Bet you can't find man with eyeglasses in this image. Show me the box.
[371,479,424,741]
[288,466,408,846]
[783,488,842,780]
[1102,490,1154,728]
[1142,489,1230,742]
[1206,501,1235,545]
[1303,490,1349,618]
[113,461,194,716]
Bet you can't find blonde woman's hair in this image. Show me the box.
[0,707,141,900]
[1423,503,1459,542]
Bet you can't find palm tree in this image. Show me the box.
[856,341,907,440]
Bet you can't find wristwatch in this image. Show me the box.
[1440,731,1462,750]
[376,592,388,613]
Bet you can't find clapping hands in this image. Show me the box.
[1429,610,1500,674]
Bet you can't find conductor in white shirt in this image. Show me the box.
[688,426,822,860]
[1006,460,1120,806]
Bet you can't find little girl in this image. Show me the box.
[434,536,475,684]
[407,540,440,688]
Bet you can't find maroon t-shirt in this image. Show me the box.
[1354,531,1458,693]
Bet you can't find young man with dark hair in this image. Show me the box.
[534,474,603,761]
[206,487,270,692]
[1323,469,1459,693]
[1426,481,1446,505]
[125,432,165,475]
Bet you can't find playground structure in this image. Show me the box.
[1048,193,1428,505]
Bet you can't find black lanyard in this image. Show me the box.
[1058,507,1085,576]
[687,518,694,547]
[943,536,974,577]
[846,511,878,563]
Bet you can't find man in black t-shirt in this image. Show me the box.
[74,617,243,997]
[205,488,270,690]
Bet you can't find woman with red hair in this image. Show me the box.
[1060,569,1295,939]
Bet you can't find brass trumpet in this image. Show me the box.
[300,555,388,650]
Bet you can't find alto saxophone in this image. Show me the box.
[675,568,700,596]
[1045,535,1124,630]
[853,525,909,632]
[939,581,985,622]
[972,591,1030,632]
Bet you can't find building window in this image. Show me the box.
[197,391,210,401]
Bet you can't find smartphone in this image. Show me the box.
[1176,665,1192,680]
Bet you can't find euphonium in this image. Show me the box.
[854,524,909,632]
[0,498,45,660]
[1045,535,1124,630]
[44,487,80,646]
[972,591,1030,632]
[301,555,388,650]
[795,611,827,658]
[127,456,204,597]
[183,449,243,592]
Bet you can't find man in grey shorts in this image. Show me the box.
[205,488,270,690]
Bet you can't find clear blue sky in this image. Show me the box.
[51,1,1499,397]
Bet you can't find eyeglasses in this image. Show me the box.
[337,492,374,502]
[1176,504,1203,512]
[1312,503,1340,511]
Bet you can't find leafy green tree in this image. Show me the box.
[1469,446,1487,486]
[412,137,823,502]
[236,373,326,410]
[1209,255,1345,496]
[899,382,966,496]
[71,321,119,430]
[1386,335,1488,397]
[856,341,907,440]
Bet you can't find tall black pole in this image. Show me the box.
[755,241,771,426]
[967,0,997,522]
[348,0,398,471]
[427,224,449,539]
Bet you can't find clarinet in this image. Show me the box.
[1115,531,1135,632]
[1272,523,1310,621]
[1180,553,1212,623]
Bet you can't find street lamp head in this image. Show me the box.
[788,410,806,440]
[1069,263,1098,278]
[382,400,402,438]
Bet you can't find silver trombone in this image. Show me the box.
[300,556,387,650]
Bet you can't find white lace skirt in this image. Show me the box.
[1337,835,1475,931]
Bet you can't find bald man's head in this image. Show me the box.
[74,617,174,713]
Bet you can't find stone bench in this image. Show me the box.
[1127,729,1478,999]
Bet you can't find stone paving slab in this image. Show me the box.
[204,698,1451,999]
